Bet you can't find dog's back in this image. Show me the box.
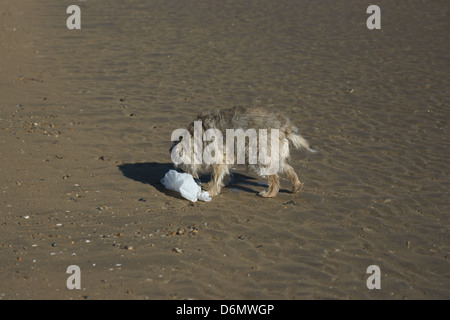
[188,106,316,152]
[190,106,288,131]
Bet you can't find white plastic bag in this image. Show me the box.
[161,170,211,202]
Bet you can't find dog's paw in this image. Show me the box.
[206,188,219,197]
[292,183,303,193]
[258,190,276,198]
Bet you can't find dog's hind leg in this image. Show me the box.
[283,164,303,193]
[259,174,280,198]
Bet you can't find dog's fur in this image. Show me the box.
[170,106,316,198]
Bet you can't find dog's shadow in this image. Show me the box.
[117,162,264,198]
[118,162,173,187]
[118,162,177,199]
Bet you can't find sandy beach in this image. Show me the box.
[0,0,449,299]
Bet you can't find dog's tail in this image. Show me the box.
[286,126,318,153]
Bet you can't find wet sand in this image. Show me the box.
[0,0,449,299]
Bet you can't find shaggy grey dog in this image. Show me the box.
[170,106,316,198]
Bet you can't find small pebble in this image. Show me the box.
[172,247,183,254]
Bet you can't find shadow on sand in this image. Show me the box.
[118,162,273,198]
[118,162,181,199]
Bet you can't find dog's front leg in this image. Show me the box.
[207,164,228,196]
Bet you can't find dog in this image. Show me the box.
[170,106,316,198]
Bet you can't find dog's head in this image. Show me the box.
[169,134,203,179]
